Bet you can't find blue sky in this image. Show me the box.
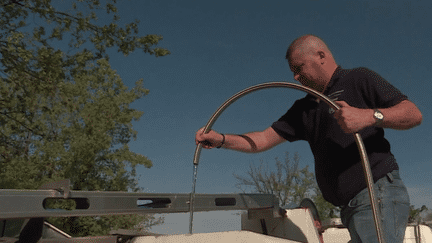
[103,0,432,234]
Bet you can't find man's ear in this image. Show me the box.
[318,51,326,64]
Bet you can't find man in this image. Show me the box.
[195,34,422,243]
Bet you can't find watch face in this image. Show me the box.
[374,111,384,119]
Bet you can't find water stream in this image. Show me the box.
[188,164,198,234]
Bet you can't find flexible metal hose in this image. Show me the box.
[190,82,384,243]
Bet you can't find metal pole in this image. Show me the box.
[191,82,385,243]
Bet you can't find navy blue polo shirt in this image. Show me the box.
[271,66,408,206]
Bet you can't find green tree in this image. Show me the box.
[409,205,432,224]
[0,0,169,236]
[312,192,338,220]
[233,152,339,222]
[409,205,421,223]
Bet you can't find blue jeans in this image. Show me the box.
[340,170,410,243]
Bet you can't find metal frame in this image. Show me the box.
[0,189,279,220]
[0,181,280,243]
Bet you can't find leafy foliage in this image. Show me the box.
[409,205,432,224]
[0,0,170,236]
[234,152,339,221]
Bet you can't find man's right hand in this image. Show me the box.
[195,127,225,149]
[195,126,285,153]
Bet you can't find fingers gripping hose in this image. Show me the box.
[189,82,385,243]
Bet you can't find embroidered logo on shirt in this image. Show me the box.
[328,90,344,114]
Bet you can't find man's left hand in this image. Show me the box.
[333,101,374,133]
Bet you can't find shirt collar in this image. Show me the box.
[322,65,343,95]
[305,65,343,103]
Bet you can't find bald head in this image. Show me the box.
[285,35,338,92]
[286,35,334,62]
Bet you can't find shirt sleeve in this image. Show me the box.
[355,67,408,109]
[271,99,306,142]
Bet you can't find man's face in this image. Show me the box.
[288,50,324,91]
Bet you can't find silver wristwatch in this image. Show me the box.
[373,109,384,126]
